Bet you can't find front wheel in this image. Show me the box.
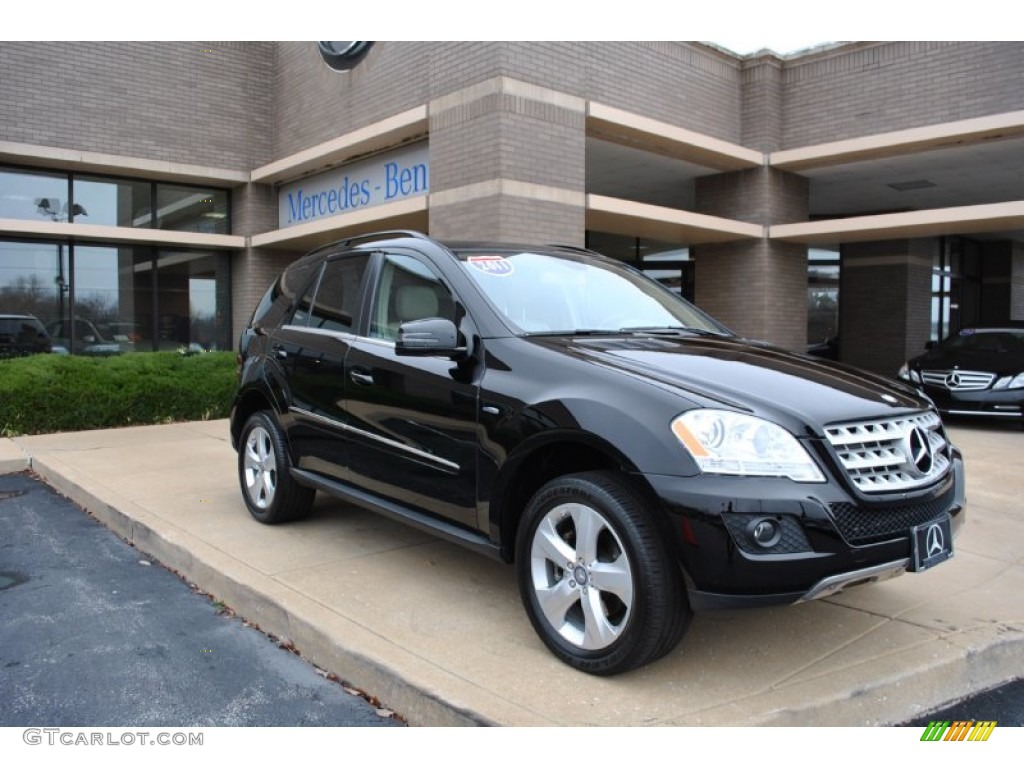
[238,411,314,524]
[515,471,691,675]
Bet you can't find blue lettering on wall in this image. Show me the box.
[385,162,428,199]
[280,144,429,228]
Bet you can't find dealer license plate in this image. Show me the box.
[909,515,954,572]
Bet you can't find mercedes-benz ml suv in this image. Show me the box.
[230,231,966,675]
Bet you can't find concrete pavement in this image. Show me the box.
[3,420,1022,726]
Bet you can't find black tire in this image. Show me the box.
[237,411,314,524]
[515,470,691,675]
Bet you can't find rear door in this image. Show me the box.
[280,252,371,482]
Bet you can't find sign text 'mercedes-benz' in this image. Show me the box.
[278,144,428,229]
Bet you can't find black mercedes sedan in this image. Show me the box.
[899,327,1024,426]
[231,231,966,675]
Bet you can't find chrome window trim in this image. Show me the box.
[290,406,459,472]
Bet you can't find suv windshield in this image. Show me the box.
[458,249,727,336]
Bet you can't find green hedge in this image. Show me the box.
[0,351,237,436]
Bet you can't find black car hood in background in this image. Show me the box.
[529,334,926,436]
[909,345,1024,376]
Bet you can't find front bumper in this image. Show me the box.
[642,454,966,611]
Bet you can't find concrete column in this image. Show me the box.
[229,182,300,345]
[427,78,586,245]
[839,239,934,375]
[694,167,809,350]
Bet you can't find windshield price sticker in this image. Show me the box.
[467,255,514,276]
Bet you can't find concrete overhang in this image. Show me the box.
[0,218,244,250]
[249,196,428,252]
[771,111,1024,171]
[0,141,248,186]
[770,201,1024,245]
[587,194,762,245]
[586,103,763,172]
[251,107,429,186]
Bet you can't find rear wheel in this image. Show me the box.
[516,470,691,675]
[238,411,314,524]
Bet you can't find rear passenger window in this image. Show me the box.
[308,254,370,333]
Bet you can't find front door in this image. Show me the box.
[343,251,479,528]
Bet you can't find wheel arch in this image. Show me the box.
[491,432,666,564]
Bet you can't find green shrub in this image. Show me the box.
[0,351,237,436]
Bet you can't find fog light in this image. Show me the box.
[748,518,782,548]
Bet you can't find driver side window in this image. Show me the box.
[369,253,454,340]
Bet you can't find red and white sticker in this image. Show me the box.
[467,255,514,276]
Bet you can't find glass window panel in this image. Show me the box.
[807,249,840,349]
[371,254,453,340]
[155,250,231,351]
[155,185,229,234]
[0,242,69,350]
[59,246,147,355]
[73,175,152,227]
[0,168,68,221]
[309,255,370,333]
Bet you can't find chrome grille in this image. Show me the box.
[921,369,995,391]
[824,411,951,493]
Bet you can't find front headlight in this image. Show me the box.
[897,363,921,384]
[993,373,1024,390]
[671,410,825,483]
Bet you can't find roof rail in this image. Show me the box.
[337,230,432,249]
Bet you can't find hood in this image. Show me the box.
[529,333,929,437]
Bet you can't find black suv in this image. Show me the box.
[230,231,965,675]
[0,314,53,358]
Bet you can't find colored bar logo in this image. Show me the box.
[920,720,997,741]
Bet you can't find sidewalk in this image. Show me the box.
[3,420,1022,726]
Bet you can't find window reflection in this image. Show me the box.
[73,176,151,227]
[156,185,229,234]
[0,168,69,221]
[153,250,231,351]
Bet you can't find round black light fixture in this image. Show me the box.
[748,518,782,549]
[317,41,374,72]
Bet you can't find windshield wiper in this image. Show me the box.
[618,326,729,338]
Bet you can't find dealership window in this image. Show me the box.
[585,232,693,300]
[156,184,230,234]
[807,248,839,348]
[0,241,69,339]
[0,239,230,354]
[931,237,982,342]
[73,175,152,227]
[0,166,229,232]
[0,167,69,221]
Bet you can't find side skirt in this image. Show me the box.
[290,468,503,562]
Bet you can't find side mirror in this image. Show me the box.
[395,317,467,359]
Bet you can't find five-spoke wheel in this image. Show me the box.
[516,471,691,675]
[237,411,314,524]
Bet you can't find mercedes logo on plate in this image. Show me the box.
[905,427,934,476]
[926,523,945,558]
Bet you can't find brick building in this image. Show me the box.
[1,41,1022,372]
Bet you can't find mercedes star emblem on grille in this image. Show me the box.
[905,426,935,476]
[944,372,962,389]
[926,523,945,558]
